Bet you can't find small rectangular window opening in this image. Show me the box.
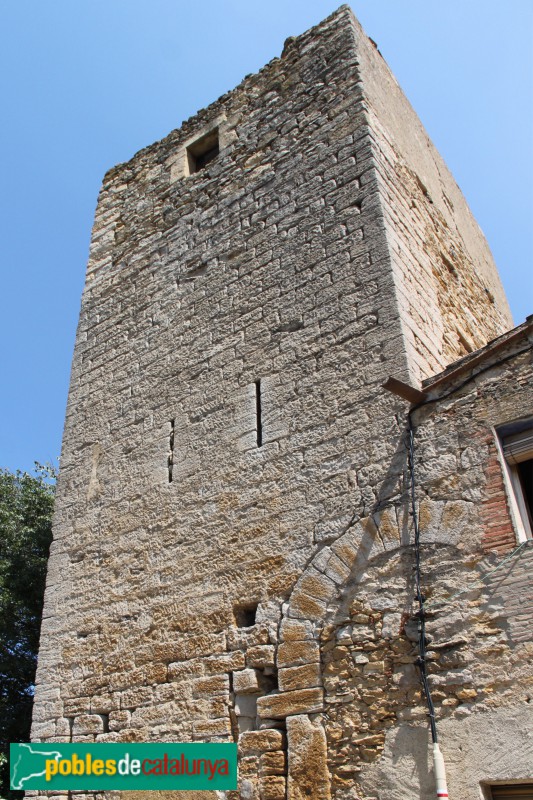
[255,380,263,448]
[234,603,257,628]
[186,128,219,174]
[497,419,533,541]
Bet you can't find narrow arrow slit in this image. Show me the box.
[168,419,175,483]
[255,380,263,448]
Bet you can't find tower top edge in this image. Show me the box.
[102,4,362,183]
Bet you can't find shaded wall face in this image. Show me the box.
[349,18,513,384]
[33,8,411,752]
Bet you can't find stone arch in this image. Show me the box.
[256,516,395,799]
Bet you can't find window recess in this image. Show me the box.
[186,128,219,175]
[255,380,263,448]
[497,419,533,541]
[490,784,533,799]
[234,603,257,628]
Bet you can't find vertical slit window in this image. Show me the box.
[255,380,263,448]
[168,419,175,483]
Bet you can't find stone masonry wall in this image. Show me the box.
[319,338,533,799]
[322,542,533,800]
[33,3,414,783]
[30,6,525,800]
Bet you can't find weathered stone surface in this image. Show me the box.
[246,645,276,669]
[260,775,286,800]
[257,688,324,719]
[287,715,330,799]
[233,669,261,694]
[260,751,287,776]
[29,5,531,800]
[239,730,286,755]
[279,664,322,692]
[277,641,320,668]
[279,619,316,642]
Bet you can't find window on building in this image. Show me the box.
[489,784,533,799]
[186,128,219,174]
[497,418,533,541]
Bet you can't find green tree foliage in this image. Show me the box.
[0,464,55,799]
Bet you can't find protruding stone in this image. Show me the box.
[279,664,322,692]
[278,641,320,668]
[257,688,323,719]
[233,669,261,694]
[239,729,286,755]
[287,715,330,799]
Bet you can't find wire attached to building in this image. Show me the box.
[407,412,449,799]
[407,412,438,742]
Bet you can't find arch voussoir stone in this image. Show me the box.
[257,517,384,798]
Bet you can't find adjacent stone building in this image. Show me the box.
[30,6,532,799]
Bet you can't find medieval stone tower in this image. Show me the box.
[32,6,533,800]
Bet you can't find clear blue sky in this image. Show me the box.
[1,1,532,474]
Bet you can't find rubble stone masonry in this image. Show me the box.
[30,6,531,800]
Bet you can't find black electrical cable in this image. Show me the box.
[397,341,531,768]
[407,411,438,744]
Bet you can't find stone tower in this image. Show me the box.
[31,6,531,800]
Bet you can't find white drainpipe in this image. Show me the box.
[433,743,449,799]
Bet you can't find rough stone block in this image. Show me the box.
[279,619,316,642]
[260,751,287,776]
[120,686,153,708]
[72,714,104,735]
[297,568,337,601]
[288,590,329,622]
[260,775,286,800]
[233,669,261,694]
[109,710,131,731]
[239,729,286,755]
[192,718,232,739]
[257,688,323,719]
[322,552,352,585]
[278,640,320,668]
[287,715,330,799]
[192,674,229,697]
[144,662,168,684]
[279,664,322,692]
[246,645,276,669]
[90,694,120,714]
[205,651,246,673]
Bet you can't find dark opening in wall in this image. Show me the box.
[168,419,175,483]
[258,668,278,694]
[255,380,263,447]
[234,603,257,628]
[186,128,219,174]
[489,784,533,799]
